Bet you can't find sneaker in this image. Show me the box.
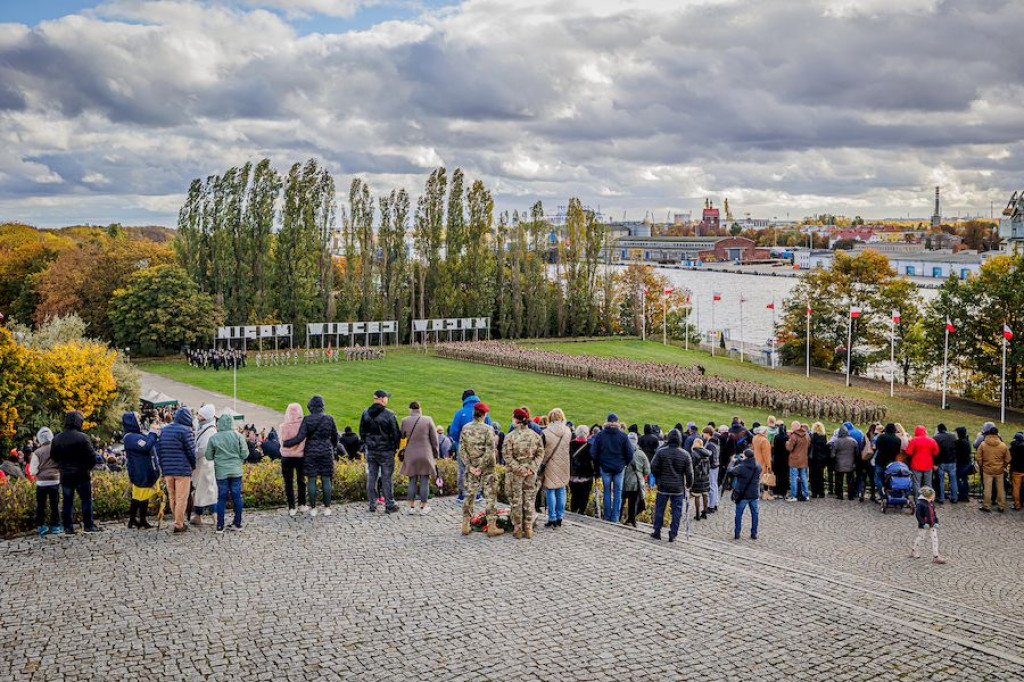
[322,507,332,517]
[216,527,224,534]
[83,526,103,534]
[785,496,797,502]
[367,506,377,513]
[649,531,662,540]
[49,526,63,535]
[475,492,483,501]
[420,505,432,515]
[38,526,50,536]
[289,508,297,517]
[750,534,757,540]
[64,528,77,535]
[299,505,310,513]
[172,526,187,534]
[406,507,417,515]
[229,524,242,531]
[668,535,676,542]
[385,506,399,514]
[456,494,466,503]
[932,556,947,564]
[310,509,318,518]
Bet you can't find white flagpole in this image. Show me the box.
[711,299,716,358]
[890,316,896,398]
[233,355,238,411]
[805,304,811,378]
[941,325,949,410]
[1001,334,1007,424]
[846,312,853,387]
[663,294,668,346]
[771,299,776,369]
[641,289,646,341]
[739,297,745,363]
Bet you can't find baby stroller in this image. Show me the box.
[881,461,913,514]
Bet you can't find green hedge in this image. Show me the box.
[0,458,460,537]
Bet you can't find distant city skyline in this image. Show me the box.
[1,0,1023,227]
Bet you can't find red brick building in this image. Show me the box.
[697,237,771,263]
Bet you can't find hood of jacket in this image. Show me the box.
[667,429,682,447]
[843,421,856,432]
[913,425,928,438]
[643,424,653,435]
[1014,432,1024,444]
[837,426,849,438]
[603,422,621,433]
[791,425,808,438]
[284,402,303,424]
[955,426,968,439]
[367,403,386,418]
[64,410,85,431]
[462,394,481,409]
[36,427,54,444]
[216,413,234,432]
[265,428,279,442]
[308,395,325,414]
[884,423,896,434]
[122,412,142,434]
[983,433,1003,447]
[173,406,193,427]
[980,421,995,435]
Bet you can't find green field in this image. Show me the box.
[142,341,1022,434]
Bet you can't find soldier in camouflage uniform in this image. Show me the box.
[505,407,544,539]
[460,403,503,537]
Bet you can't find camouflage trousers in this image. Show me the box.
[463,471,498,525]
[510,473,538,532]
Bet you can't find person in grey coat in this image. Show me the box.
[831,426,859,501]
[398,402,440,514]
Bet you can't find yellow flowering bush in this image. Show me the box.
[36,340,118,429]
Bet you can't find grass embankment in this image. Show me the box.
[525,340,1024,433]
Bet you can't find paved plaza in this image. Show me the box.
[2,495,1022,681]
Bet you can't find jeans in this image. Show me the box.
[652,492,683,538]
[600,470,625,522]
[934,462,958,502]
[36,485,60,527]
[911,469,932,497]
[60,473,94,531]
[216,476,243,529]
[855,460,876,500]
[367,451,396,510]
[307,475,333,508]
[788,467,808,499]
[734,498,759,538]
[955,462,973,502]
[281,457,306,509]
[545,487,566,521]
[408,474,430,503]
[873,465,886,497]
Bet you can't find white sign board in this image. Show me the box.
[381,321,397,333]
[413,320,428,332]
[367,322,381,333]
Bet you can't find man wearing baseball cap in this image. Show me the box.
[359,389,401,513]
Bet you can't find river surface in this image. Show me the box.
[630,266,938,347]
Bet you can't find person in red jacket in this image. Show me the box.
[906,425,938,496]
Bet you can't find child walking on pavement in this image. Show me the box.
[911,486,946,564]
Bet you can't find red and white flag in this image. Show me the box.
[945,317,955,333]
[712,292,722,301]
[643,288,648,296]
[1004,324,1014,341]
[892,310,900,324]
[806,305,812,316]
[850,307,862,318]
[766,302,775,310]
[663,287,674,295]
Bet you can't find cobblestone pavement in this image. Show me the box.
[2,494,1022,681]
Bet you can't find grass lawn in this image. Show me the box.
[142,340,1022,434]
[524,339,1024,433]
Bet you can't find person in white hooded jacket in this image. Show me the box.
[190,404,219,526]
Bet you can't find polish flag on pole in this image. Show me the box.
[713,292,722,301]
[766,302,775,310]
[1004,324,1014,340]
[892,310,900,324]
[850,307,862,318]
[663,287,674,295]
[643,288,648,296]
[806,305,812,316]
[946,317,956,333]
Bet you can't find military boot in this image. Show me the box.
[512,527,523,539]
[461,516,472,536]
[486,519,505,537]
[524,525,534,540]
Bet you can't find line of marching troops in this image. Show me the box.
[434,342,887,425]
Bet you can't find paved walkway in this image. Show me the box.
[2,494,1021,680]
[139,370,283,430]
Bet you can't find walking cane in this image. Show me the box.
[684,488,691,540]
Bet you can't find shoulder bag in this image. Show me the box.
[397,417,421,463]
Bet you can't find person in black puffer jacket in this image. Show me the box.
[50,411,103,534]
[932,424,958,504]
[568,425,596,514]
[284,396,339,516]
[649,429,693,542]
[359,390,401,513]
[954,426,973,503]
[122,412,159,529]
[728,448,762,540]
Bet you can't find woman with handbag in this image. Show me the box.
[540,408,571,528]
[399,401,439,515]
[621,439,651,527]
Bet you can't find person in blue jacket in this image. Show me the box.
[155,406,197,533]
[122,412,159,529]
[591,414,634,523]
[449,389,490,502]
[844,421,865,450]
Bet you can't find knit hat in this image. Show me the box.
[513,407,530,422]
[462,389,476,401]
[918,486,935,500]
[474,402,490,415]
[607,413,619,422]
[198,404,216,423]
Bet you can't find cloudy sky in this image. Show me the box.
[1,0,1023,228]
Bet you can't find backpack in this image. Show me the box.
[693,452,710,482]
